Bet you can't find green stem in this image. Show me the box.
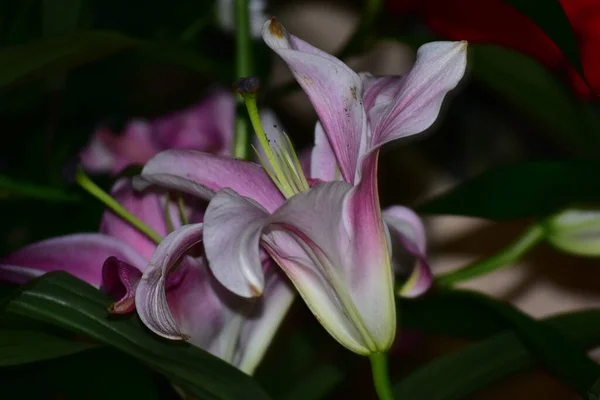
[75,168,162,245]
[436,224,545,286]
[369,353,394,400]
[233,0,252,160]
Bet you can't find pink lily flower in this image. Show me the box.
[80,89,235,174]
[0,179,293,374]
[134,19,467,355]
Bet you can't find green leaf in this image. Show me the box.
[0,328,97,366]
[0,31,141,89]
[501,0,588,87]
[1,347,161,400]
[466,290,600,398]
[42,0,82,37]
[470,45,600,156]
[399,289,600,399]
[1,272,271,400]
[0,175,80,202]
[281,364,345,400]
[417,160,600,220]
[0,31,229,91]
[394,309,600,400]
[400,289,510,340]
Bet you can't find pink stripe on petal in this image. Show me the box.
[265,181,395,353]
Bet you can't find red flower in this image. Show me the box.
[388,0,600,98]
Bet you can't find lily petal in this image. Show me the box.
[100,178,178,261]
[162,255,293,375]
[236,266,295,374]
[102,256,143,313]
[367,41,468,147]
[360,74,401,112]
[310,122,340,182]
[80,122,159,174]
[163,255,243,361]
[262,18,368,183]
[153,89,235,155]
[0,233,147,286]
[203,188,269,298]
[136,150,284,212]
[265,181,393,354]
[135,223,204,340]
[382,206,432,298]
[341,151,397,351]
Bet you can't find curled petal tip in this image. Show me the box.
[179,333,192,341]
[268,17,284,38]
[250,284,263,297]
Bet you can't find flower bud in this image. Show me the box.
[545,208,600,256]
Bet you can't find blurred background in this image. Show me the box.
[1,0,599,398]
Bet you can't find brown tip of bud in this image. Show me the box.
[269,17,284,38]
[233,76,260,94]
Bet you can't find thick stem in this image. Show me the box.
[436,224,545,286]
[369,352,395,400]
[233,0,252,160]
[75,168,162,245]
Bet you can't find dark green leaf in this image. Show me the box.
[400,289,510,339]
[0,175,80,202]
[0,328,97,366]
[42,0,82,37]
[394,308,600,400]
[1,347,161,400]
[136,42,232,82]
[501,0,588,88]
[406,289,600,398]
[470,45,600,156]
[1,272,271,400]
[417,160,600,220]
[281,364,345,400]
[0,31,141,89]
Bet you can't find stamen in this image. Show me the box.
[236,77,309,198]
[177,194,189,225]
[75,168,162,244]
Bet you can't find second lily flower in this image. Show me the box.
[136,19,467,355]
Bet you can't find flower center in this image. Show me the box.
[237,77,309,199]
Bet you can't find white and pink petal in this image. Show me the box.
[382,206,432,298]
[0,233,147,286]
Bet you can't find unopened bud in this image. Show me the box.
[545,208,600,256]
